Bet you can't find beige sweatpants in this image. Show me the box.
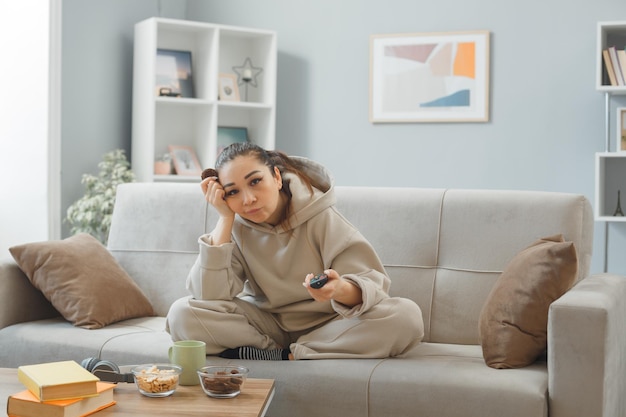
[166,296,424,360]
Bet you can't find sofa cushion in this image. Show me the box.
[0,316,170,367]
[9,233,155,329]
[478,234,578,369]
[369,343,548,417]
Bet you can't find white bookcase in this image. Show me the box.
[131,17,277,182]
[595,21,626,221]
[594,21,626,271]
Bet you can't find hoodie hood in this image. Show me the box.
[234,156,335,234]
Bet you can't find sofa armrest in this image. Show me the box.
[548,273,626,417]
[0,258,59,330]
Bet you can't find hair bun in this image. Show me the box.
[201,168,218,180]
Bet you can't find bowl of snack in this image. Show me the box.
[132,364,182,397]
[197,366,249,398]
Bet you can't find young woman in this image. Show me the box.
[166,143,424,360]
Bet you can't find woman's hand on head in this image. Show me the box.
[201,177,234,219]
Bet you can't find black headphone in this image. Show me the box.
[81,357,134,383]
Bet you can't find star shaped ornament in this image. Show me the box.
[233,57,263,87]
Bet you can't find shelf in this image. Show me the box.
[155,97,214,106]
[596,215,626,222]
[596,86,626,95]
[217,101,273,110]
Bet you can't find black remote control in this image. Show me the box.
[309,273,328,289]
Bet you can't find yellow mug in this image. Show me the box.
[168,340,206,386]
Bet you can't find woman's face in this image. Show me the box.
[219,155,284,225]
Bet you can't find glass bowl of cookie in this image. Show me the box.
[132,364,182,397]
[197,365,249,398]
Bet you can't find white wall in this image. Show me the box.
[0,1,50,258]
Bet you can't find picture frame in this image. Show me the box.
[168,145,202,176]
[370,30,490,123]
[155,49,194,98]
[618,107,626,152]
[218,73,240,102]
[217,127,249,156]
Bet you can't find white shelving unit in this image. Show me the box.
[594,21,626,271]
[131,17,277,182]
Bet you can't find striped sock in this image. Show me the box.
[219,346,290,361]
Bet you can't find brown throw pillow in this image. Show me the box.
[478,234,578,369]
[9,233,155,329]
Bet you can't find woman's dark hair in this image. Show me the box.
[215,142,321,224]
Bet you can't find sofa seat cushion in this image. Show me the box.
[199,343,547,417]
[0,317,171,368]
[369,343,548,417]
[212,357,383,417]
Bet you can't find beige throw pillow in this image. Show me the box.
[478,234,578,369]
[9,233,155,329]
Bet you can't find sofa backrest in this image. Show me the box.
[108,183,593,345]
[333,187,593,345]
[108,183,211,319]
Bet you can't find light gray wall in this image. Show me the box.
[61,0,626,274]
[61,0,186,237]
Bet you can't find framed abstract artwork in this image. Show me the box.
[369,30,490,123]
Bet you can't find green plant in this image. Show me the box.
[66,149,134,244]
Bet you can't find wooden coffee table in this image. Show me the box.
[0,368,274,417]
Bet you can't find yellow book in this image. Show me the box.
[17,361,100,402]
[7,382,115,417]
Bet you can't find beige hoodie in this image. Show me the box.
[186,157,390,332]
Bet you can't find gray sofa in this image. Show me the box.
[2,183,626,417]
